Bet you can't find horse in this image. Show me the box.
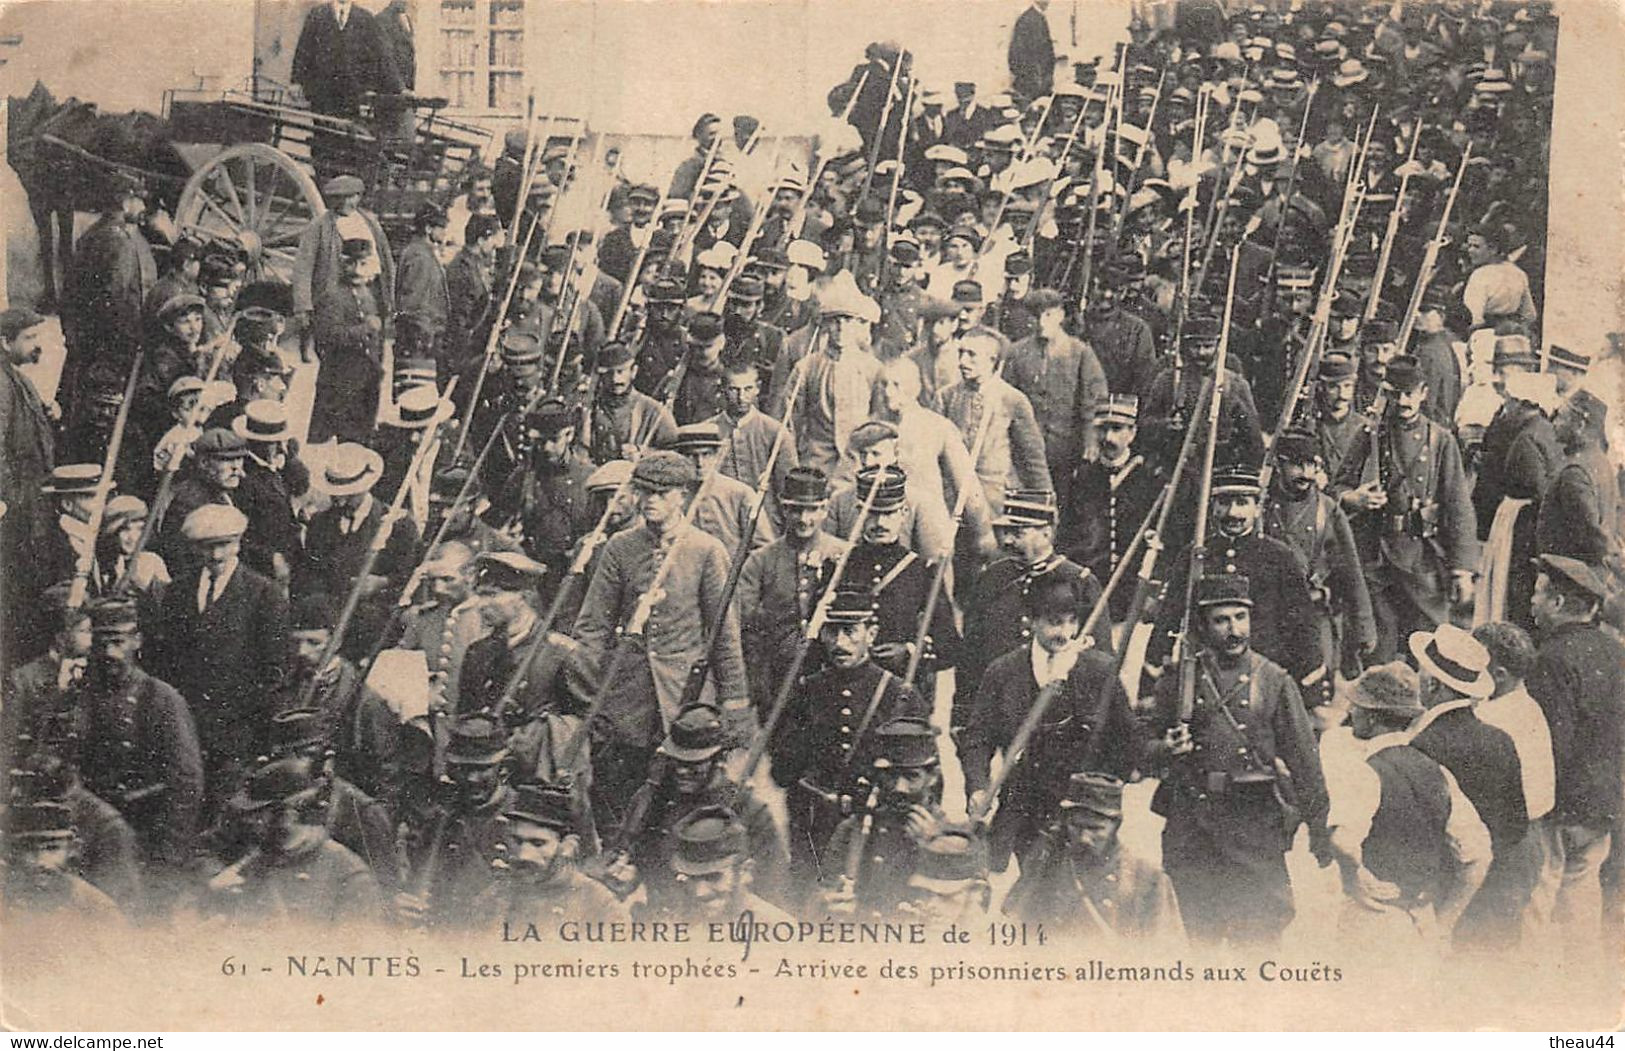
[6,81,192,311]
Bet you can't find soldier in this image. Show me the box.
[1150,465,1325,694]
[1141,312,1266,479]
[473,781,626,924]
[769,586,929,901]
[655,805,794,923]
[1057,395,1162,620]
[1332,356,1478,661]
[955,488,1108,734]
[1003,773,1183,941]
[632,279,689,397]
[1537,390,1620,563]
[659,311,729,426]
[899,824,993,923]
[721,275,785,376]
[491,397,596,580]
[707,360,797,518]
[6,753,143,912]
[957,568,1138,872]
[1263,428,1377,705]
[1081,260,1159,402]
[278,593,399,799]
[458,551,597,788]
[205,757,387,927]
[820,717,949,917]
[873,236,931,360]
[398,540,488,721]
[842,465,962,682]
[151,505,287,816]
[823,421,955,561]
[674,422,776,560]
[1146,574,1327,946]
[573,451,750,828]
[70,598,204,892]
[1,584,91,795]
[1,802,122,922]
[1311,352,1376,490]
[582,341,679,466]
[423,467,523,559]
[610,703,786,910]
[934,326,1053,514]
[395,715,515,929]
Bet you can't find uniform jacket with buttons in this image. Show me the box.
[1314,409,1376,492]
[1004,837,1182,941]
[491,451,597,573]
[632,770,789,912]
[1333,411,1478,582]
[822,800,948,916]
[707,408,798,517]
[573,523,748,746]
[1263,487,1377,654]
[1058,454,1162,618]
[225,832,386,928]
[1148,649,1327,832]
[1149,530,1324,686]
[70,666,205,866]
[737,532,849,706]
[769,660,929,796]
[1141,363,1265,471]
[398,599,488,718]
[843,542,963,677]
[1083,308,1159,402]
[584,389,678,466]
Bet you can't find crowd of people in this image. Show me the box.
[0,0,1620,963]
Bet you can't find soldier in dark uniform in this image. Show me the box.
[874,237,931,360]
[1080,260,1158,402]
[1263,429,1377,703]
[490,398,596,582]
[1058,396,1162,621]
[954,488,1108,737]
[1140,312,1266,539]
[652,805,795,923]
[1003,772,1182,941]
[473,781,627,924]
[1331,356,1478,661]
[581,341,679,466]
[469,330,545,493]
[610,703,786,911]
[659,311,729,427]
[422,468,524,560]
[1537,390,1620,563]
[957,569,1138,871]
[842,466,962,684]
[1150,465,1325,693]
[1312,353,1373,487]
[1145,574,1327,946]
[631,279,689,397]
[394,715,515,929]
[204,757,387,926]
[820,717,949,917]
[769,587,929,903]
[66,599,204,902]
[721,276,786,377]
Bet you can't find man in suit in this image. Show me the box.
[1008,0,1056,103]
[157,428,248,577]
[374,0,416,91]
[393,204,452,367]
[1,308,57,664]
[1538,390,1620,563]
[291,0,403,118]
[60,176,156,419]
[933,327,1053,517]
[151,505,288,820]
[231,401,302,587]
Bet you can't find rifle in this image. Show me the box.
[672,129,754,271]
[875,76,917,293]
[1173,251,1240,732]
[898,357,1008,689]
[838,784,882,901]
[857,49,908,203]
[738,471,883,784]
[1023,91,1096,255]
[778,68,873,253]
[970,481,1169,824]
[1393,141,1472,357]
[1168,82,1211,382]
[67,350,144,610]
[1107,66,1166,257]
[1261,80,1320,313]
[1072,78,1114,311]
[1362,116,1423,327]
[449,205,545,465]
[293,385,460,714]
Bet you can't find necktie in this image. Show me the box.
[198,570,214,614]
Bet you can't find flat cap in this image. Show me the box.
[181,503,248,542]
[632,450,698,491]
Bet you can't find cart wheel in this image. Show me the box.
[176,143,325,286]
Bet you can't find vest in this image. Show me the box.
[1363,744,1452,903]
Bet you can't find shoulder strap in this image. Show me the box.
[874,550,917,594]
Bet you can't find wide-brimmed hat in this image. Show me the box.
[1408,623,1494,699]
[659,703,726,763]
[311,443,385,497]
[1348,661,1423,715]
[231,399,294,443]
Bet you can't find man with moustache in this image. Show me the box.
[1263,428,1376,696]
[583,341,678,465]
[653,806,793,924]
[1146,574,1326,946]
[473,781,626,924]
[397,540,489,720]
[1057,395,1162,621]
[1312,353,1373,488]
[770,586,929,901]
[1003,773,1182,940]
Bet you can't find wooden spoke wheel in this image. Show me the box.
[176,143,325,285]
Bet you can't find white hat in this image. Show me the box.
[1408,623,1494,699]
[786,239,827,271]
[695,244,736,272]
[924,144,969,165]
[181,503,249,543]
[232,399,294,443]
[312,443,386,497]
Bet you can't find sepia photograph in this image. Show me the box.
[0,0,1621,1033]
